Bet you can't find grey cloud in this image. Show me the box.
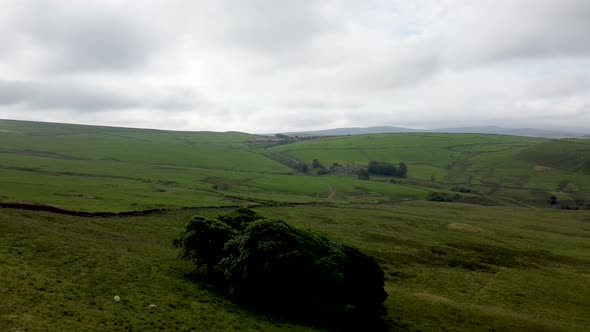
[12,1,159,72]
[193,0,331,55]
[0,80,137,110]
[283,99,361,110]
[0,81,32,105]
[248,107,341,132]
[365,43,442,90]
[151,87,209,111]
[528,72,590,98]
[1,1,589,132]
[576,103,590,118]
[442,0,590,65]
[498,0,590,59]
[0,79,225,115]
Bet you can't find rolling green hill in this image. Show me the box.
[518,139,590,174]
[2,203,589,331]
[0,120,431,211]
[4,119,589,211]
[2,119,590,331]
[273,133,590,207]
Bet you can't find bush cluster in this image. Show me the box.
[427,191,462,202]
[450,186,479,194]
[173,209,387,324]
[368,161,407,178]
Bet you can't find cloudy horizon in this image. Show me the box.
[1,0,589,133]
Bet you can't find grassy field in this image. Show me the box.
[273,133,590,207]
[0,207,319,331]
[2,119,590,331]
[264,202,590,331]
[3,120,590,210]
[0,120,431,211]
[1,203,589,331]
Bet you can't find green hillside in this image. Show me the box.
[2,203,589,331]
[273,133,590,207]
[518,139,590,174]
[0,120,430,211]
[4,120,589,211]
[2,120,590,331]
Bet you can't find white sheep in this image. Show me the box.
[114,295,120,302]
[149,304,157,311]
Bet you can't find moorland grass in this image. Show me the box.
[0,208,318,331]
[272,133,590,206]
[1,202,589,331]
[2,119,590,331]
[1,120,431,211]
[261,202,590,331]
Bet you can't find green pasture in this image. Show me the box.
[1,120,435,210]
[0,208,317,331]
[0,121,289,174]
[2,202,589,330]
[2,119,590,331]
[263,202,590,331]
[3,120,590,211]
[272,133,590,206]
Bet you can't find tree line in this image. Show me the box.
[368,161,407,178]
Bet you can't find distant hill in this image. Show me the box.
[283,126,418,136]
[432,126,587,139]
[2,119,590,209]
[281,125,587,139]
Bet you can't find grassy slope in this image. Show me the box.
[0,208,316,331]
[0,120,428,211]
[1,203,589,331]
[2,120,590,331]
[260,202,590,331]
[273,133,590,206]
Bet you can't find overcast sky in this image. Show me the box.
[1,0,589,133]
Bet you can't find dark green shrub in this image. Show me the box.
[450,186,479,194]
[217,207,262,231]
[174,209,387,324]
[294,162,309,173]
[368,160,407,178]
[427,191,461,202]
[357,168,370,180]
[312,159,322,168]
[221,219,348,315]
[173,216,234,277]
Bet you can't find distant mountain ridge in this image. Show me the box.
[282,125,588,139]
[283,126,419,136]
[2,118,587,139]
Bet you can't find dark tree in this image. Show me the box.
[557,179,569,191]
[341,245,388,317]
[295,162,309,173]
[221,219,347,314]
[174,210,388,326]
[427,192,461,202]
[398,162,408,178]
[173,216,234,277]
[357,168,370,180]
[217,207,262,231]
[317,168,330,175]
[312,159,322,169]
[368,161,408,178]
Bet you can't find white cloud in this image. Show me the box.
[0,0,589,132]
